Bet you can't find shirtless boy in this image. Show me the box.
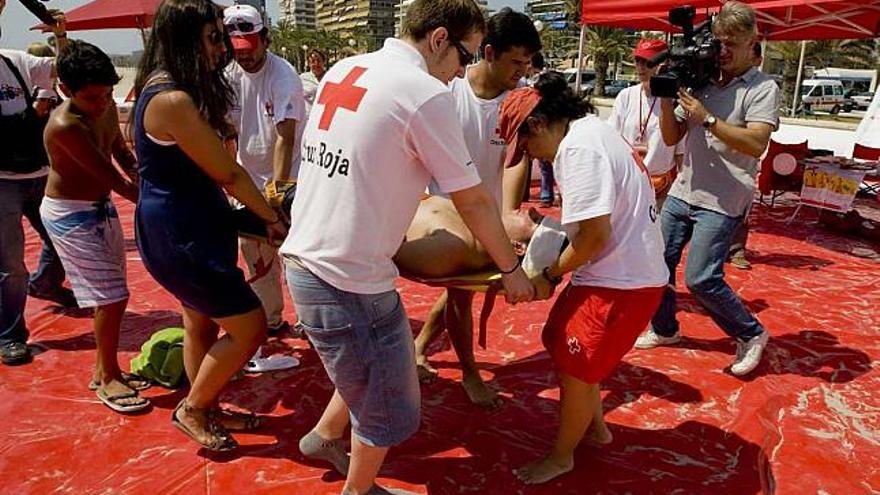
[41,41,147,413]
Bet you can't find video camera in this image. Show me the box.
[17,0,58,27]
[649,6,720,98]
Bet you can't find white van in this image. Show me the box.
[800,79,845,114]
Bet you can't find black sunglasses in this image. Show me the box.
[449,38,475,67]
[225,21,256,34]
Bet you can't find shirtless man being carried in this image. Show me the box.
[41,41,146,413]
[395,196,541,279]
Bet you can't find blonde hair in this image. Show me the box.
[713,1,756,38]
[27,42,55,57]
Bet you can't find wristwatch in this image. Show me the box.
[702,114,717,129]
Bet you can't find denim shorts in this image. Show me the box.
[284,257,420,447]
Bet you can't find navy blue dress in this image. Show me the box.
[133,83,260,318]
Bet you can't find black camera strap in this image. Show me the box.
[0,54,36,116]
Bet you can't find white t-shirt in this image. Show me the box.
[226,53,306,187]
[301,70,320,117]
[428,68,507,205]
[280,39,481,294]
[555,115,668,290]
[607,84,683,176]
[0,49,54,180]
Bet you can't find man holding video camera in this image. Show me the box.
[636,1,779,377]
[1,0,70,365]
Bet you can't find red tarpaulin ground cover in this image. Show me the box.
[1,193,878,494]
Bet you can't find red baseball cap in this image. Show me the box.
[498,87,543,168]
[632,38,668,61]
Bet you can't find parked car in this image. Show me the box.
[799,79,845,114]
[563,68,596,95]
[852,92,874,111]
[603,79,637,97]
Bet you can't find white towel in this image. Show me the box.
[522,216,573,277]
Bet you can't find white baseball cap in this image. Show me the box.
[35,87,58,100]
[223,4,264,50]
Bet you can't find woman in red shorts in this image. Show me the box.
[499,73,669,484]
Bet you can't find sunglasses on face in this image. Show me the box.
[225,21,255,34]
[449,38,475,67]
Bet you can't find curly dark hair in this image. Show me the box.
[133,0,233,134]
[56,40,121,93]
[520,71,593,136]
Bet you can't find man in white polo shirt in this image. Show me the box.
[416,7,542,408]
[224,4,305,341]
[280,1,534,493]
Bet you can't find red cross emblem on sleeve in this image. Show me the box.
[317,66,369,131]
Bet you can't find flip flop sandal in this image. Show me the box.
[213,407,263,432]
[171,399,238,452]
[95,388,151,413]
[88,372,152,391]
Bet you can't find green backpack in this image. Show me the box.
[130,327,186,388]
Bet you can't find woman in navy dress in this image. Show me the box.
[132,0,286,451]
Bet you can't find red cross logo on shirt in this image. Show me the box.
[317,66,369,131]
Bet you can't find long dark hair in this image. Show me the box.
[133,0,233,134]
[521,71,593,136]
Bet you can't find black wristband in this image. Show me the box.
[542,266,563,285]
[499,257,521,275]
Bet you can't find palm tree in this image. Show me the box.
[769,39,878,113]
[584,26,631,96]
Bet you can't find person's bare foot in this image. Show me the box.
[585,420,613,446]
[415,355,438,384]
[462,373,502,409]
[514,453,574,484]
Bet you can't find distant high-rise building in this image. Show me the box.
[279,0,317,29]
[394,0,491,37]
[316,0,396,49]
[525,0,570,30]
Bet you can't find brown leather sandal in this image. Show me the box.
[212,407,263,432]
[171,399,238,451]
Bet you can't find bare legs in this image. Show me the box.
[93,299,146,408]
[414,288,500,408]
[515,374,610,485]
[174,305,266,445]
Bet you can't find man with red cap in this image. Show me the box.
[608,38,683,209]
[223,4,305,356]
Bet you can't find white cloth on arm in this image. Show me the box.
[555,115,668,290]
[0,49,54,180]
[428,68,508,206]
[522,216,574,277]
[280,38,481,295]
[226,53,306,186]
[607,84,683,176]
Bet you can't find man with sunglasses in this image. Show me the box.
[223,4,305,349]
[608,38,684,210]
[279,1,534,493]
[417,7,542,409]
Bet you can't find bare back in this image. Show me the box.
[44,100,122,201]
[394,196,492,279]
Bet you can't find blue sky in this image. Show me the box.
[1,0,524,53]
